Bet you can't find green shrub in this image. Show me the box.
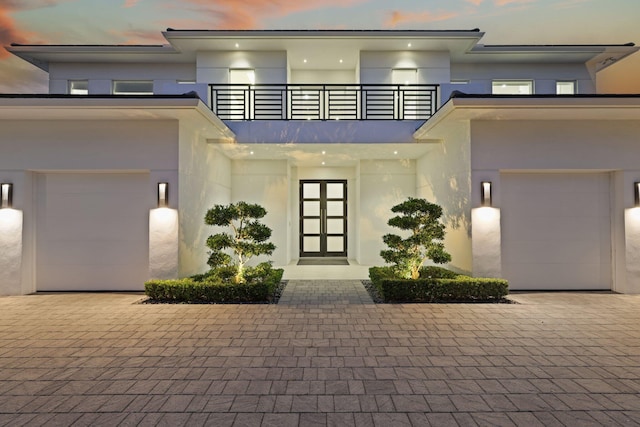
[369,266,508,303]
[145,267,284,303]
[380,198,451,279]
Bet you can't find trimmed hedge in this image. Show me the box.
[145,268,284,303]
[369,266,508,303]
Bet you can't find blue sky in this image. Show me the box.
[2,0,640,92]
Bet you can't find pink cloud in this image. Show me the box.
[494,0,535,5]
[108,28,167,45]
[384,10,459,28]
[466,0,484,5]
[170,0,367,29]
[123,0,139,7]
[0,3,33,58]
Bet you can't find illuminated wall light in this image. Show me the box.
[158,182,168,208]
[635,182,640,206]
[481,181,492,207]
[235,43,239,48]
[1,183,12,209]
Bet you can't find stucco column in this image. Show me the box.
[471,207,501,278]
[0,209,23,295]
[624,209,640,294]
[149,208,179,279]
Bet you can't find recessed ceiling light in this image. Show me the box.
[235,43,239,48]
[322,161,326,165]
[250,151,254,155]
[303,59,307,63]
[322,151,326,155]
[407,43,412,48]
[339,59,343,63]
[393,151,398,155]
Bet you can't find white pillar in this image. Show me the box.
[472,207,501,278]
[624,208,640,294]
[149,208,179,279]
[0,209,23,295]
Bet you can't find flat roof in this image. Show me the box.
[6,28,638,72]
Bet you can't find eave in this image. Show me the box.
[414,94,640,140]
[0,95,234,140]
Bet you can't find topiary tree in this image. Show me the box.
[380,197,452,280]
[205,202,276,283]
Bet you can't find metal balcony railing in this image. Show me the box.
[209,84,439,120]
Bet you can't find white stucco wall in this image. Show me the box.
[471,120,640,170]
[0,119,179,293]
[451,62,595,94]
[359,159,416,265]
[470,119,640,292]
[178,125,232,277]
[416,122,473,274]
[360,51,450,84]
[228,121,422,144]
[231,160,290,267]
[197,51,287,84]
[290,70,357,84]
[49,62,196,94]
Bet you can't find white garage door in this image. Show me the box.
[36,173,150,291]
[501,173,611,290]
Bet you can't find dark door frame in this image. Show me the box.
[299,179,347,257]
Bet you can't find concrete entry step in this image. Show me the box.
[278,280,374,305]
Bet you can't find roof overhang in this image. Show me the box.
[164,29,484,71]
[455,44,638,70]
[414,95,640,140]
[7,29,637,74]
[6,45,187,72]
[0,95,234,140]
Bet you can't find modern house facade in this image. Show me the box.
[2,29,640,295]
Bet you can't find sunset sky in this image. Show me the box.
[1,0,640,92]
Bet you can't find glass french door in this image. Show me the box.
[300,180,347,257]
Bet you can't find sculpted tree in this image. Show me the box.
[380,197,452,280]
[205,202,276,283]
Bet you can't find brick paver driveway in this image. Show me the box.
[1,281,640,426]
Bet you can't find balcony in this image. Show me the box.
[209,84,439,121]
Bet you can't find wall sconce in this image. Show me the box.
[635,182,640,207]
[481,181,492,207]
[1,183,12,209]
[158,182,168,208]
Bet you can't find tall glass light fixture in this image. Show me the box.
[158,182,168,208]
[481,181,492,207]
[1,183,12,209]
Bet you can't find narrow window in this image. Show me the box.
[392,69,417,86]
[69,80,88,95]
[556,81,576,95]
[113,81,153,95]
[492,80,533,95]
[229,69,255,85]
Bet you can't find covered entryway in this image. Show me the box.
[501,172,612,290]
[299,180,347,257]
[35,172,150,291]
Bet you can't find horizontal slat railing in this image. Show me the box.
[209,84,438,120]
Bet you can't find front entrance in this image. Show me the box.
[300,180,347,257]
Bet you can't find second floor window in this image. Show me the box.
[69,80,88,95]
[556,81,576,95]
[492,80,533,95]
[392,69,417,86]
[229,69,255,85]
[113,81,153,95]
